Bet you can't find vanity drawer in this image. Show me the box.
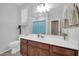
[50,45,76,56]
[28,40,49,50]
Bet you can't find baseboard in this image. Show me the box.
[0,47,10,54]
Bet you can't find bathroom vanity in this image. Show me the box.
[20,34,79,56]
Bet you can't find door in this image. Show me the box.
[51,21,59,35]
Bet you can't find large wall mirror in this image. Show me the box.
[31,3,79,36]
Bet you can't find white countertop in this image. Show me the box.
[19,34,79,50]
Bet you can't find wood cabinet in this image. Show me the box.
[50,45,78,56]
[28,45,49,56]
[28,45,38,56]
[38,48,49,56]
[28,40,50,56]
[28,40,49,50]
[20,38,78,56]
[20,39,28,56]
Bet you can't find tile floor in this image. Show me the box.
[0,50,21,56]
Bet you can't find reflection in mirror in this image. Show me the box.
[31,3,79,36]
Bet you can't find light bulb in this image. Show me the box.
[36,3,52,13]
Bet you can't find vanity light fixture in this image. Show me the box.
[36,3,52,13]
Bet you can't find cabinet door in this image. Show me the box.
[20,39,28,56]
[28,40,50,56]
[50,45,78,56]
[28,46,39,56]
[50,45,60,56]
[38,48,49,56]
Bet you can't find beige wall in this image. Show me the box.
[0,4,21,54]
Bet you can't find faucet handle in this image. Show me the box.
[63,33,68,36]
[37,34,40,38]
[63,33,68,40]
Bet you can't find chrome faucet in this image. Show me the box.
[37,34,44,38]
[63,33,68,40]
[37,34,40,38]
